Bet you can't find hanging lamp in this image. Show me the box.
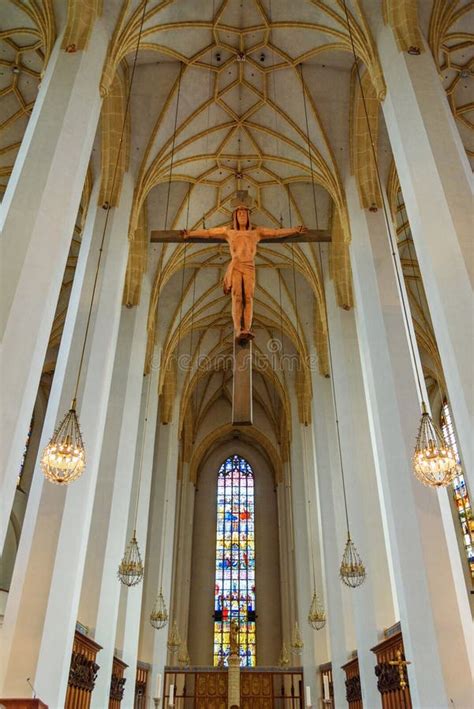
[117,531,144,587]
[278,643,290,667]
[167,620,182,655]
[118,374,153,587]
[150,588,169,630]
[41,0,149,485]
[396,196,458,487]
[290,621,304,655]
[299,63,366,589]
[341,0,457,489]
[41,400,85,484]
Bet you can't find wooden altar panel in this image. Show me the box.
[109,656,128,709]
[65,629,102,709]
[195,672,227,709]
[341,656,362,709]
[241,672,273,709]
[371,631,412,708]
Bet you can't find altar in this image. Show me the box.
[163,667,304,708]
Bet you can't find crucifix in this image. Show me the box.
[388,649,411,691]
[151,191,330,425]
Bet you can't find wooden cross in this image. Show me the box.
[150,222,330,425]
[389,649,411,690]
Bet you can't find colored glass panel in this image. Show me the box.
[441,401,474,579]
[213,455,256,667]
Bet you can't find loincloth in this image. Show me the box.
[223,258,255,295]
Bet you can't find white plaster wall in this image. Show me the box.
[188,440,282,666]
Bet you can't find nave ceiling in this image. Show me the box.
[1,0,472,474]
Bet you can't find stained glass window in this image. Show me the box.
[441,400,474,579]
[213,455,256,667]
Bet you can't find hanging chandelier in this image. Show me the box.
[167,620,182,655]
[413,401,458,486]
[290,621,304,655]
[178,641,191,667]
[308,591,326,630]
[117,531,144,586]
[150,588,169,630]
[278,643,290,667]
[340,534,366,589]
[41,401,85,484]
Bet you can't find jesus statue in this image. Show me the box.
[183,196,307,342]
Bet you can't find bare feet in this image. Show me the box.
[237,330,255,344]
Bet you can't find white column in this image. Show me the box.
[171,473,196,644]
[76,274,151,708]
[142,416,180,709]
[0,180,104,697]
[0,22,109,548]
[310,371,354,708]
[323,250,396,707]
[377,25,473,486]
[348,176,472,707]
[288,403,318,705]
[30,176,134,707]
[116,358,162,709]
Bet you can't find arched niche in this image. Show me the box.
[188,439,282,667]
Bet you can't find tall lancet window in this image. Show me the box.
[213,455,256,667]
[440,400,474,579]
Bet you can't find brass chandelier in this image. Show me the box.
[341,0,457,489]
[150,588,169,630]
[117,531,144,587]
[41,400,85,484]
[290,621,304,656]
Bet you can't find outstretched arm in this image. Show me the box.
[258,225,307,239]
[182,227,227,240]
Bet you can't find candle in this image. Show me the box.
[156,673,162,699]
[169,684,175,707]
[323,674,330,700]
[305,685,311,707]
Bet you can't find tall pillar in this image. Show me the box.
[171,472,196,645]
[138,412,180,709]
[310,371,354,707]
[0,22,109,548]
[377,25,473,486]
[114,355,161,709]
[347,176,472,707]
[323,248,396,707]
[76,274,151,708]
[0,175,133,705]
[288,404,319,705]
[0,179,105,696]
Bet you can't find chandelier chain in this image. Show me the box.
[72,0,149,403]
[341,0,424,402]
[299,62,351,535]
